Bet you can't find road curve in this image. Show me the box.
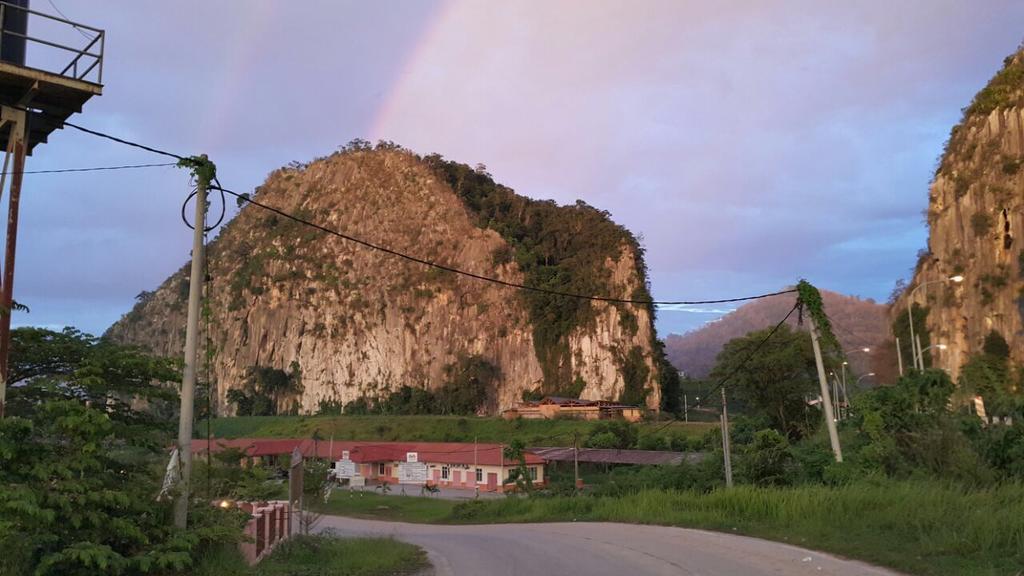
[317,515,904,576]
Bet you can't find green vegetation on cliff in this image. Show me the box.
[424,156,659,400]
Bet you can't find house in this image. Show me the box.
[192,438,546,493]
[502,396,643,422]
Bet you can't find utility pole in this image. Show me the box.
[720,387,733,488]
[683,394,688,422]
[896,336,904,377]
[174,157,210,529]
[808,314,842,462]
[915,334,925,371]
[473,436,479,498]
[573,431,580,492]
[0,107,25,419]
[908,303,919,371]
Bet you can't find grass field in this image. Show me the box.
[314,480,1024,576]
[317,492,456,523]
[195,535,427,576]
[198,414,715,446]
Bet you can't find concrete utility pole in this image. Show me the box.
[808,315,842,462]
[174,161,209,529]
[915,334,925,371]
[908,303,919,371]
[896,336,904,377]
[473,437,479,499]
[683,394,688,422]
[720,387,733,488]
[573,431,580,491]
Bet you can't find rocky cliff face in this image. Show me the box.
[108,147,661,414]
[896,49,1024,378]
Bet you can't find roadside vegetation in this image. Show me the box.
[0,327,430,576]
[313,308,1024,576]
[196,534,427,576]
[199,413,714,449]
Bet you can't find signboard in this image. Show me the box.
[341,450,350,460]
[406,452,418,463]
[335,459,357,479]
[397,461,428,484]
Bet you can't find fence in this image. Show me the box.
[236,500,291,565]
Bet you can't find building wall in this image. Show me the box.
[358,460,544,492]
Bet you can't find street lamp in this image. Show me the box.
[838,348,871,417]
[920,343,947,354]
[908,276,963,371]
[855,373,876,386]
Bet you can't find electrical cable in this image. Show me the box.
[22,116,796,305]
[45,0,96,40]
[0,162,177,176]
[57,120,184,160]
[642,301,800,438]
[180,176,227,232]
[211,183,797,307]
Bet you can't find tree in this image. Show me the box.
[709,324,823,440]
[502,439,534,493]
[435,355,497,415]
[0,327,243,575]
[739,429,794,486]
[227,363,303,416]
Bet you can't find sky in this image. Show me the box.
[9,0,1024,338]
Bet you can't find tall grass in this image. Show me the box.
[447,479,1024,576]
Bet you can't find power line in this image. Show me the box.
[643,300,800,438]
[58,120,184,160]
[1,162,177,176]
[45,0,96,40]
[23,116,796,306]
[212,184,796,307]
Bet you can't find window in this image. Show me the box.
[378,463,386,476]
[441,466,450,480]
[475,468,483,483]
[529,467,538,481]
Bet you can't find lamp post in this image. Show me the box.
[855,373,876,387]
[839,348,871,419]
[920,343,947,355]
[907,276,963,371]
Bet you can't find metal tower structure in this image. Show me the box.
[0,0,103,416]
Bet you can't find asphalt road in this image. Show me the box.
[318,515,903,576]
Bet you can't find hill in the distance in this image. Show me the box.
[665,290,889,379]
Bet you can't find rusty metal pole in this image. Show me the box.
[0,108,26,418]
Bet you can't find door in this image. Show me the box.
[453,470,462,486]
[487,472,497,491]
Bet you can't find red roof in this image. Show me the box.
[192,438,544,466]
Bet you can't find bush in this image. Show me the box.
[738,429,794,486]
[971,212,994,236]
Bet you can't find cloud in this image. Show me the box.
[11,0,1024,340]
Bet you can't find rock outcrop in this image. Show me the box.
[896,49,1024,378]
[108,147,661,414]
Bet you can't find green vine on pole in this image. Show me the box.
[177,155,216,186]
[796,279,841,355]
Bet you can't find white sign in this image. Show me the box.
[397,462,428,484]
[335,459,357,479]
[341,450,350,460]
[406,452,418,463]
